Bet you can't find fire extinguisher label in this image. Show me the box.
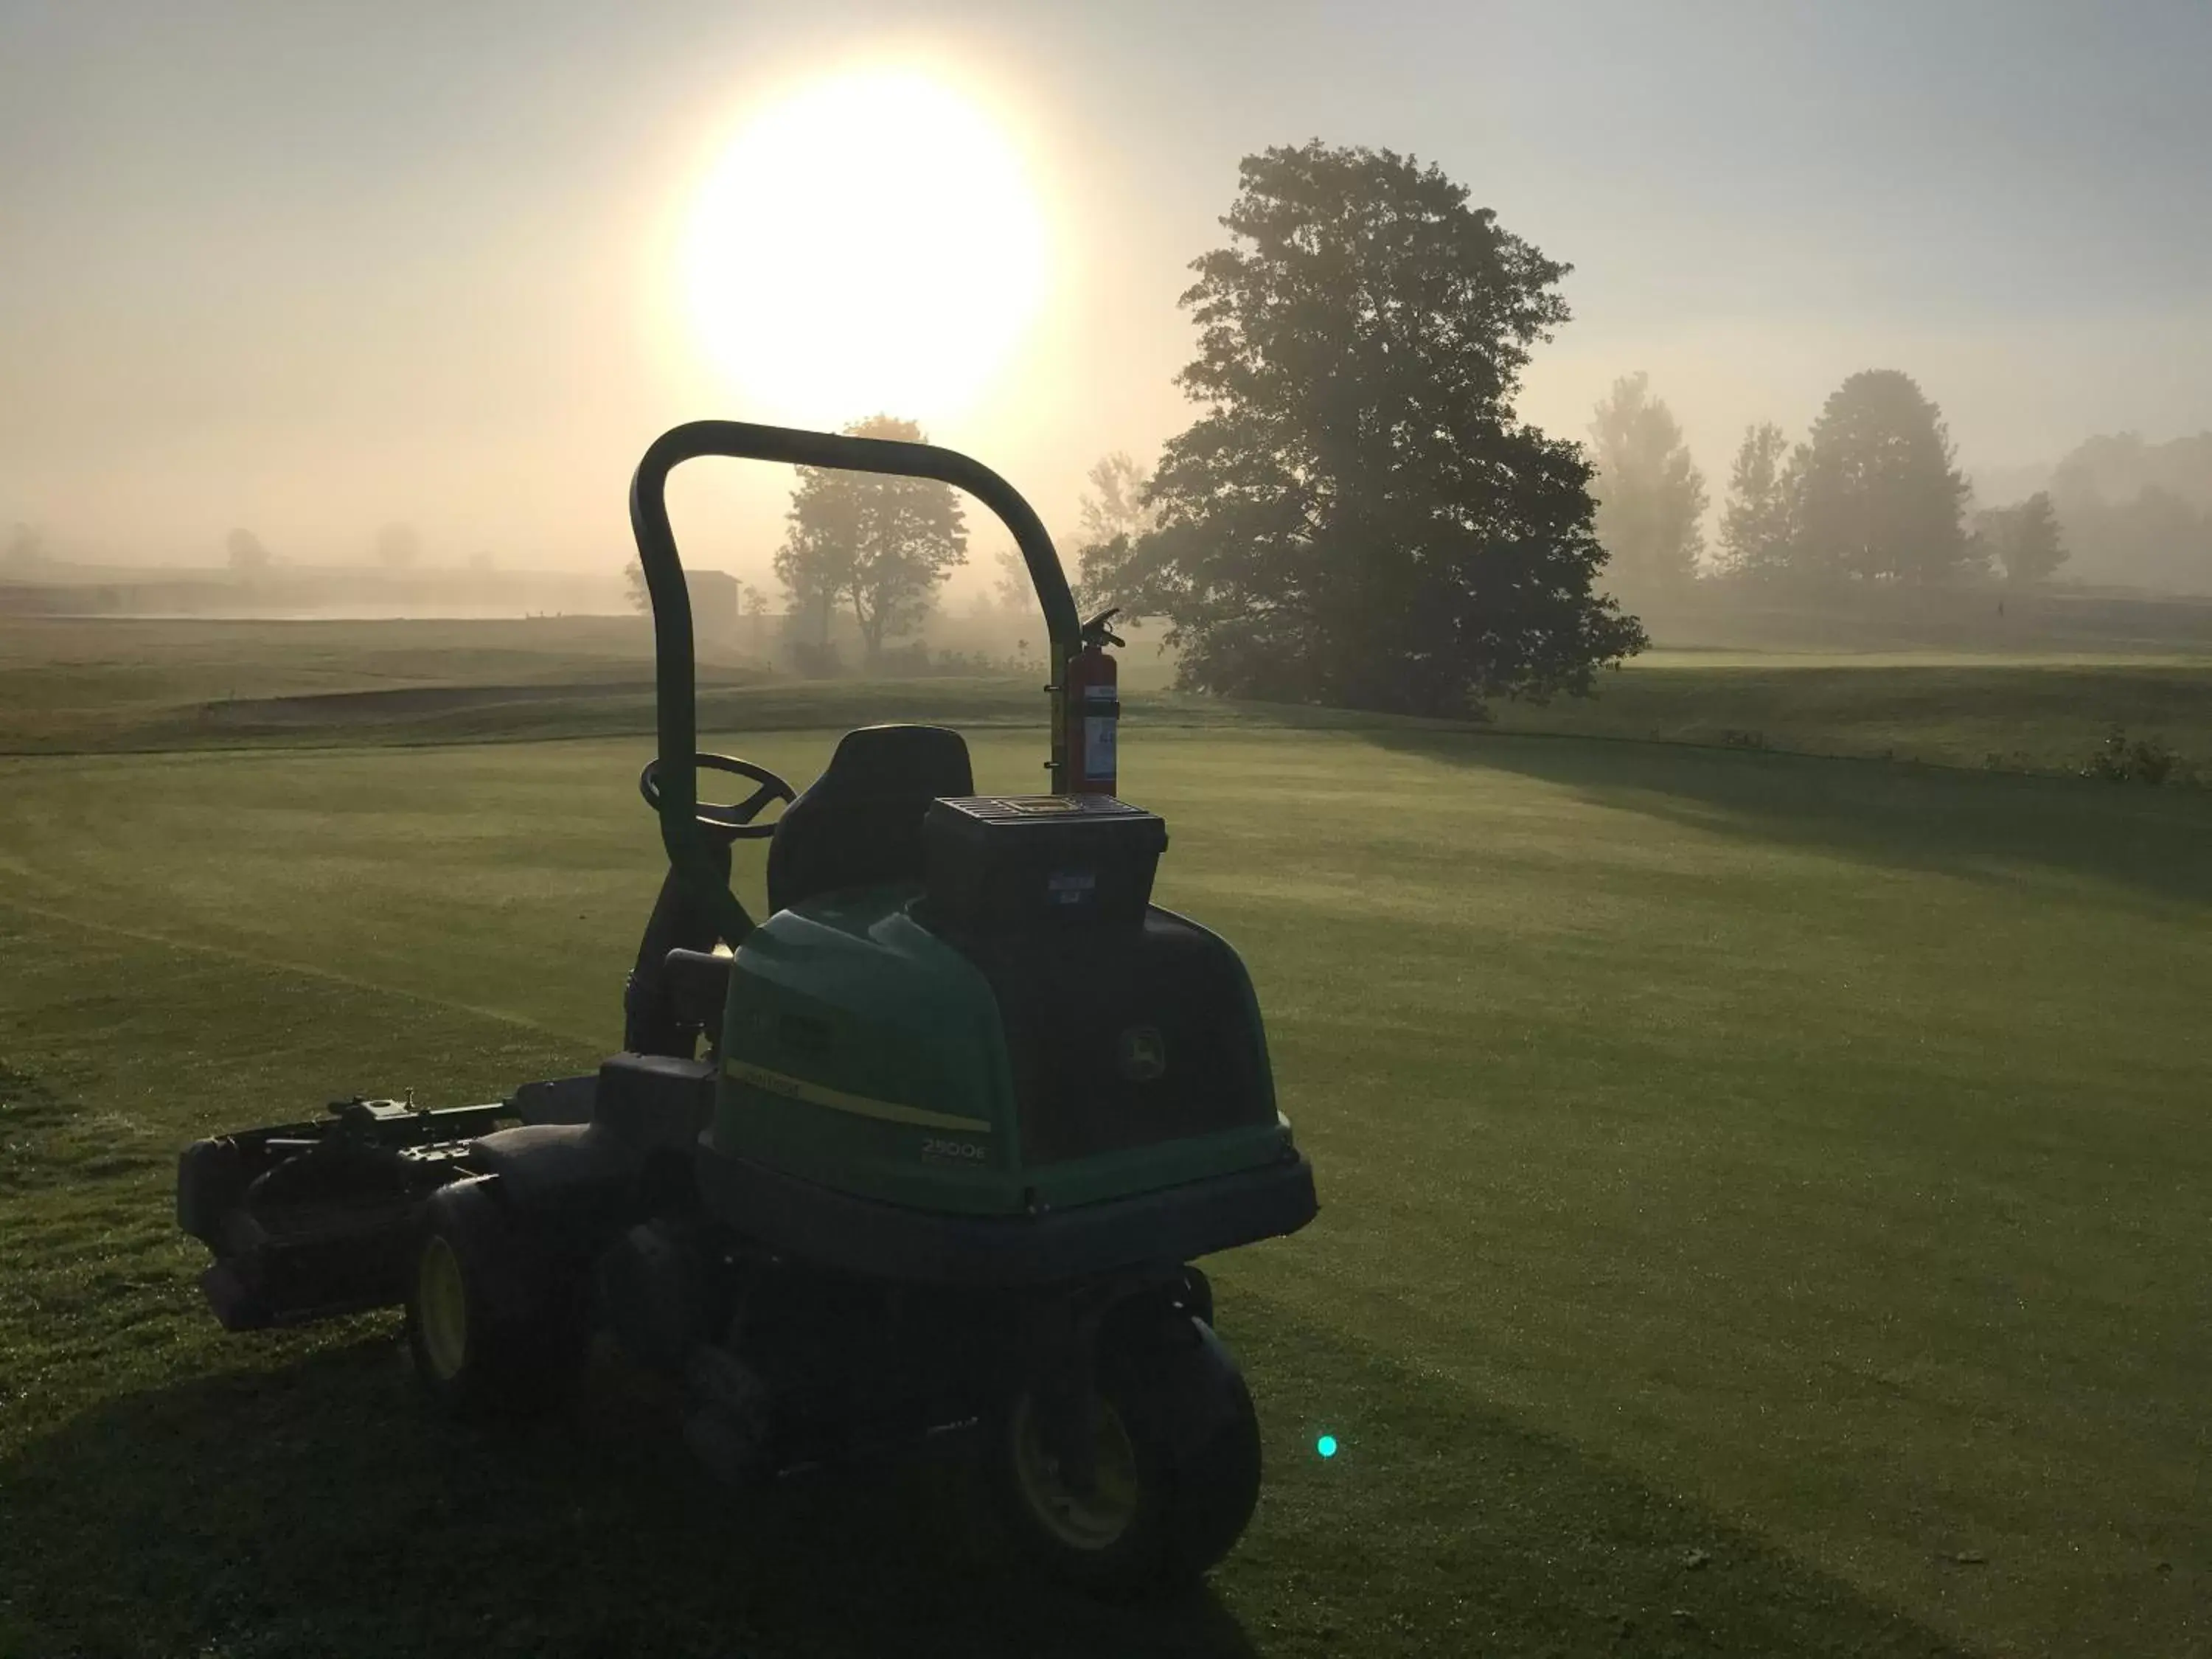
[1083,716,1117,780]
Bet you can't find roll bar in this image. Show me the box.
[627,419,1081,945]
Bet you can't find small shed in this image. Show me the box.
[687,568,740,639]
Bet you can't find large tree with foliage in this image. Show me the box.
[1586,372,1706,596]
[774,414,967,666]
[1716,422,1798,579]
[1116,142,1644,716]
[773,470,857,649]
[1793,370,1971,583]
[1975,491,2067,584]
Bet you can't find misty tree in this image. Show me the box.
[991,546,1032,614]
[1975,492,2067,584]
[4,524,43,568]
[1585,373,1706,596]
[775,414,967,667]
[226,528,272,572]
[1116,142,1644,715]
[2048,431,2212,590]
[374,522,421,570]
[1071,451,1156,609]
[1793,370,1972,583]
[1717,422,1799,579]
[775,476,855,649]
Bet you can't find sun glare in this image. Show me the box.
[684,69,1049,427]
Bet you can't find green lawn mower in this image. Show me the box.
[175,421,1318,1595]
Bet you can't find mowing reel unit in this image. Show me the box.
[175,421,1318,1596]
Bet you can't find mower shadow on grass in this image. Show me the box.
[1364,726,2212,912]
[1,1301,1981,1659]
[0,1329,1260,1659]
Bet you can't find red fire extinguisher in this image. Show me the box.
[1064,608,1124,796]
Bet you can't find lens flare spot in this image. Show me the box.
[1316,1434,1338,1459]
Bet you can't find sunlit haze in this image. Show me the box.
[685,69,1048,428]
[3,0,2208,590]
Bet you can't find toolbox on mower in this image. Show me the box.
[922,793,1166,934]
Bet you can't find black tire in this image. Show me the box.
[1178,1264,1214,1329]
[987,1312,1262,1599]
[403,1178,585,1422]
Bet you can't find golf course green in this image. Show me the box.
[2,623,2208,1657]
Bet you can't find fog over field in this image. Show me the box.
[4,1,2209,604]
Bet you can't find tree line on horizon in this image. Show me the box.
[762,140,2202,714]
[1,520,504,580]
[1579,368,2065,600]
[2039,431,2212,591]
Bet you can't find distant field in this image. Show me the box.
[0,614,728,751]
[1492,654,2212,777]
[4,607,2210,1657]
[5,616,2209,787]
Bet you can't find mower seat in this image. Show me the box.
[766,725,973,914]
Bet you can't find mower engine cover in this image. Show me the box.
[707,798,1293,1225]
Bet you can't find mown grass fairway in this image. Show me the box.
[3,634,2209,1656]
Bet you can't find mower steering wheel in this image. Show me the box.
[639,754,796,843]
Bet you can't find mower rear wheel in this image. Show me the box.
[1178,1264,1214,1329]
[989,1315,1262,1597]
[403,1180,584,1422]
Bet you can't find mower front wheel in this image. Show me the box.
[404,1179,585,1423]
[989,1315,1262,1598]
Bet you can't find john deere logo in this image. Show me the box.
[1118,1026,1168,1082]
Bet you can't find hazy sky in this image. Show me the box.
[4,0,2208,588]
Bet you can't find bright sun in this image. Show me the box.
[684,69,1049,427]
